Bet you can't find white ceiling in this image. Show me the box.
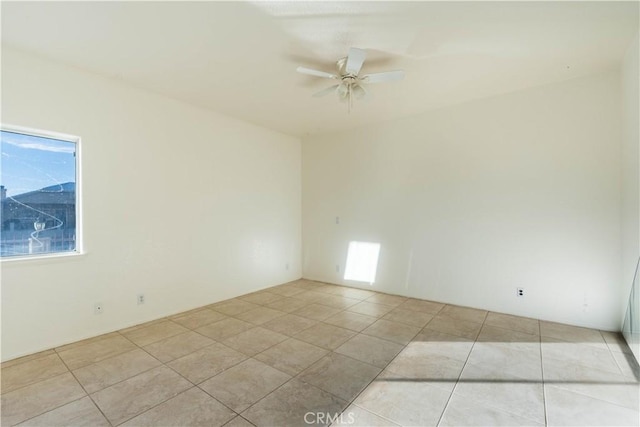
[2,1,638,137]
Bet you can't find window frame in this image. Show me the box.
[1,124,83,262]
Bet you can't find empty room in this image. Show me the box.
[1,1,639,426]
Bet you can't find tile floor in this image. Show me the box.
[1,279,639,426]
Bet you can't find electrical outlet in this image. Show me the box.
[94,303,103,315]
[137,294,145,305]
[335,216,340,224]
[336,264,340,273]
[516,287,524,297]
[285,263,289,270]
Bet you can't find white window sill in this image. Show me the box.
[1,251,86,265]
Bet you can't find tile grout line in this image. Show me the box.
[161,312,320,415]
[81,331,189,426]
[222,414,257,427]
[109,332,200,426]
[237,332,411,424]
[52,350,114,427]
[612,350,640,382]
[349,402,402,427]
[346,320,449,425]
[11,394,94,427]
[0,357,71,397]
[113,331,241,426]
[540,326,640,414]
[598,329,632,378]
[2,368,89,426]
[119,383,239,427]
[234,376,309,423]
[69,347,163,394]
[193,382,244,418]
[0,351,57,372]
[538,319,549,427]
[119,330,249,426]
[0,283,409,424]
[465,319,548,425]
[5,279,635,426]
[540,328,640,418]
[321,316,450,426]
[231,289,430,425]
[0,280,405,368]
[121,318,190,347]
[225,288,429,349]
[434,310,488,427]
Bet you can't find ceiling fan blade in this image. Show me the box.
[361,70,405,84]
[345,47,366,75]
[313,85,339,98]
[296,66,338,79]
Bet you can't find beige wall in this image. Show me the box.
[621,32,640,359]
[1,48,302,361]
[2,42,633,360]
[303,71,622,330]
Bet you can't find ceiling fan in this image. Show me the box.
[296,47,405,111]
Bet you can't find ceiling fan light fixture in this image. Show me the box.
[337,82,349,98]
[352,84,366,100]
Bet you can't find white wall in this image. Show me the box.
[1,48,301,361]
[621,32,640,359]
[303,71,622,330]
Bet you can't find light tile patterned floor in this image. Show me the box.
[1,279,639,426]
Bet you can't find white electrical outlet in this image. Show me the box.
[94,303,103,315]
[335,216,340,224]
[286,263,290,270]
[336,264,340,273]
[516,288,524,297]
[137,294,145,305]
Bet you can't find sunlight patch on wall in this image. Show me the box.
[344,241,381,284]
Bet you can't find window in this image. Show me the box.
[1,126,81,259]
[344,241,381,284]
